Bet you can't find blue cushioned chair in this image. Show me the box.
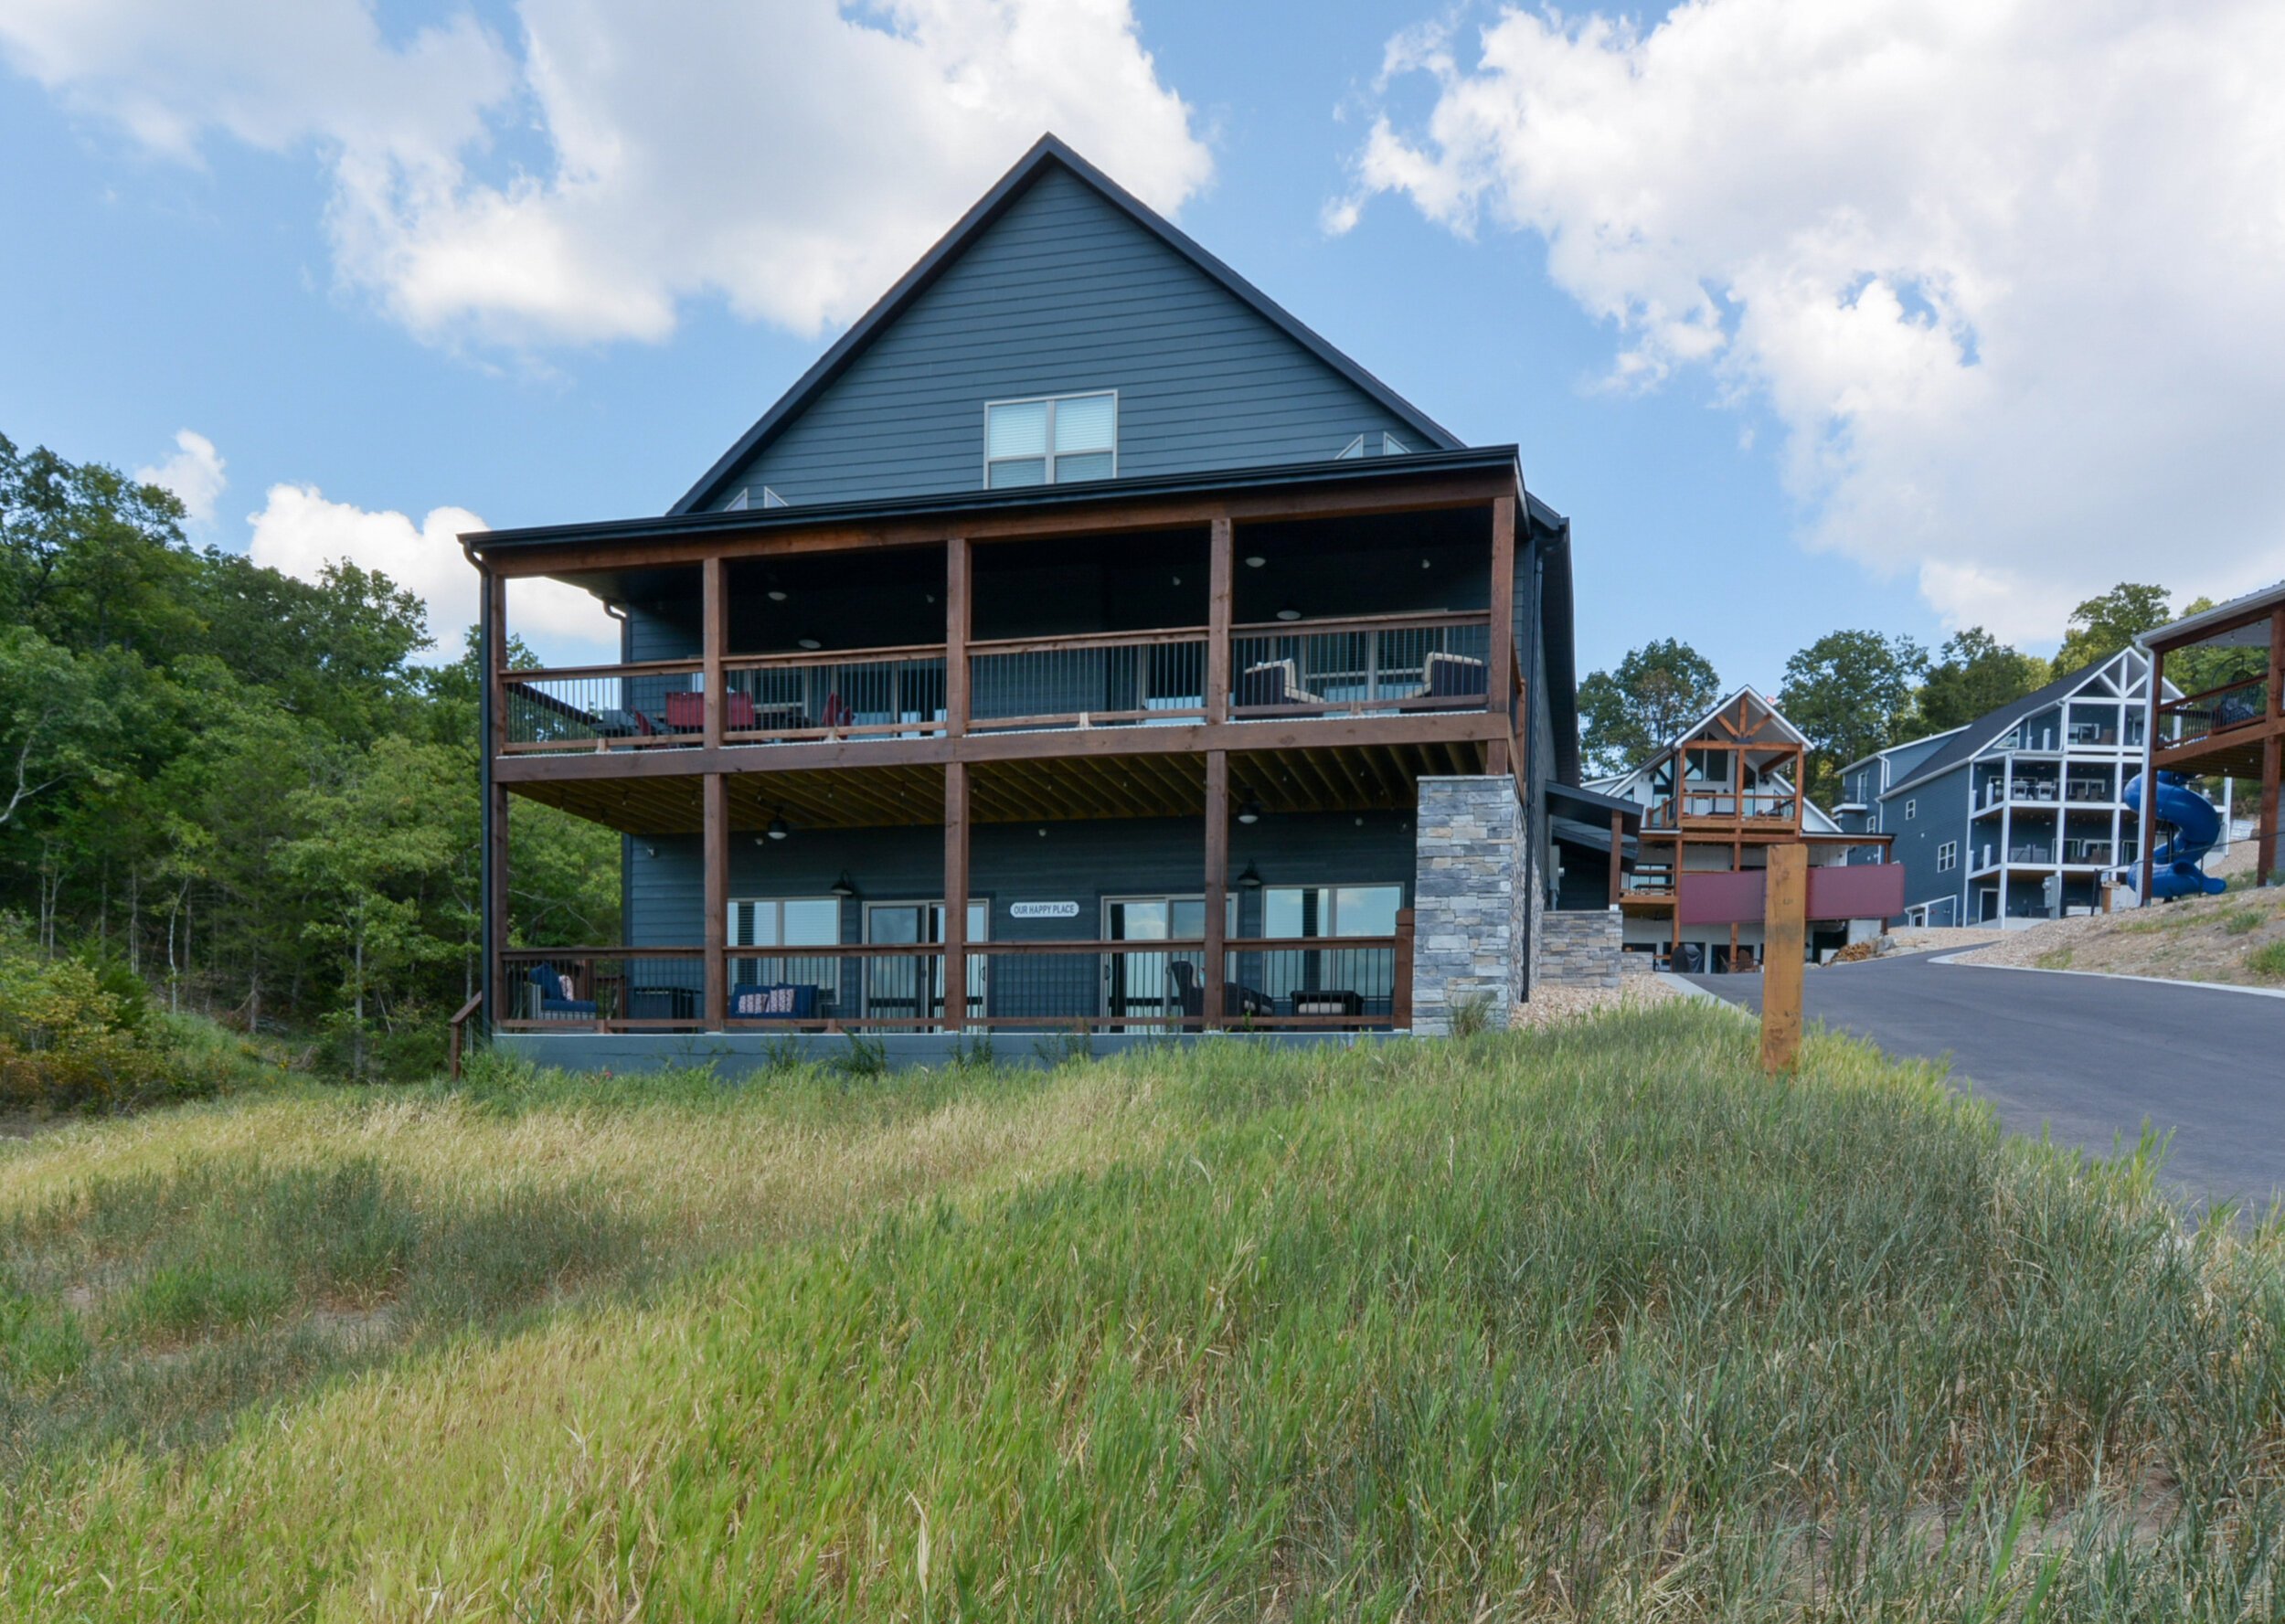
[527,963,598,1020]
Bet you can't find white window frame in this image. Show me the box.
[983,390,1118,487]
[1905,799,1917,820]
[1936,841,1958,873]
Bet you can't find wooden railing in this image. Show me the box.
[1642,791,1801,831]
[494,612,1499,754]
[497,937,1411,1033]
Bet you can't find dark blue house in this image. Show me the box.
[468,135,1583,1056]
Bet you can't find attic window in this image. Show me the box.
[985,392,1116,487]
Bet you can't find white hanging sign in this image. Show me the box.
[1008,901,1080,919]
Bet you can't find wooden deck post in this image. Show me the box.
[702,556,725,751]
[1206,517,1232,724]
[1486,495,1514,780]
[2140,644,2163,905]
[1761,843,1805,1073]
[483,566,507,1031]
[703,773,728,1032]
[487,781,508,1024]
[2263,608,2285,887]
[943,760,969,1030]
[1608,808,1624,906]
[946,536,971,738]
[1203,748,1228,1026]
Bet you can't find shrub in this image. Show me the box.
[2224,908,2265,936]
[0,936,161,1113]
[2248,939,2285,979]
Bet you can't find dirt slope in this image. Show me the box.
[1954,881,2285,988]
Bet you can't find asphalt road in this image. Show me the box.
[1685,953,2285,1215]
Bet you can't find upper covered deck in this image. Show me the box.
[468,448,1567,834]
[2147,583,2284,780]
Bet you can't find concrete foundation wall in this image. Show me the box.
[496,1029,1387,1076]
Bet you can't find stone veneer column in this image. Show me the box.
[1412,776,1522,1035]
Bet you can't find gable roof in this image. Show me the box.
[1582,686,1812,805]
[1878,649,2153,801]
[670,134,1462,515]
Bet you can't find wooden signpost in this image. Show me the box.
[1759,844,1806,1074]
[1675,850,1900,1076]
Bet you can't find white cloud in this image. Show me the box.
[246,482,615,663]
[0,0,1210,347]
[134,428,226,525]
[1340,0,2285,643]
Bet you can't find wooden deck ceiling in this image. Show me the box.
[508,739,1491,835]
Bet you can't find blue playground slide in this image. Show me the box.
[2122,770,2228,899]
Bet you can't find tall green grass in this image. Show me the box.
[3,1007,2281,1619]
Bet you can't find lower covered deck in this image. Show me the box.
[493,738,1510,1037]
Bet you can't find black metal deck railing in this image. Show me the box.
[2162,676,2269,751]
[495,612,1498,754]
[495,938,1408,1033]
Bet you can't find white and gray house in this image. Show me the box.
[1834,649,2172,927]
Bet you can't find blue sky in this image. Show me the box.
[4,0,2280,682]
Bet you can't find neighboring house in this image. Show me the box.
[466,135,1586,1055]
[1840,649,2170,928]
[1584,688,1892,971]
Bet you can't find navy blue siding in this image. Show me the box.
[1882,764,1971,919]
[720,168,1424,507]
[628,812,1416,949]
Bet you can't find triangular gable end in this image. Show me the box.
[1674,686,1812,751]
[674,135,1462,515]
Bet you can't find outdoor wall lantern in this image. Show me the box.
[828,871,857,897]
[1237,861,1264,889]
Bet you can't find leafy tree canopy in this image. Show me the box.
[1578,639,1721,776]
[1,431,616,1079]
[2052,582,2173,677]
[1778,630,1927,803]
[1913,628,2049,735]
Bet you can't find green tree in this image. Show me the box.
[0,627,121,832]
[1778,631,1928,804]
[282,736,464,1078]
[1578,639,1722,776]
[2052,583,2173,676]
[1914,628,2048,734]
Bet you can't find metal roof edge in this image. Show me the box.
[2137,578,2285,651]
[668,133,1465,517]
[468,444,1525,555]
[1835,725,1970,780]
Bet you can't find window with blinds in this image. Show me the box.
[984,391,1117,487]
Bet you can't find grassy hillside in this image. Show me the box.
[1961,881,2285,987]
[4,1010,2282,1619]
